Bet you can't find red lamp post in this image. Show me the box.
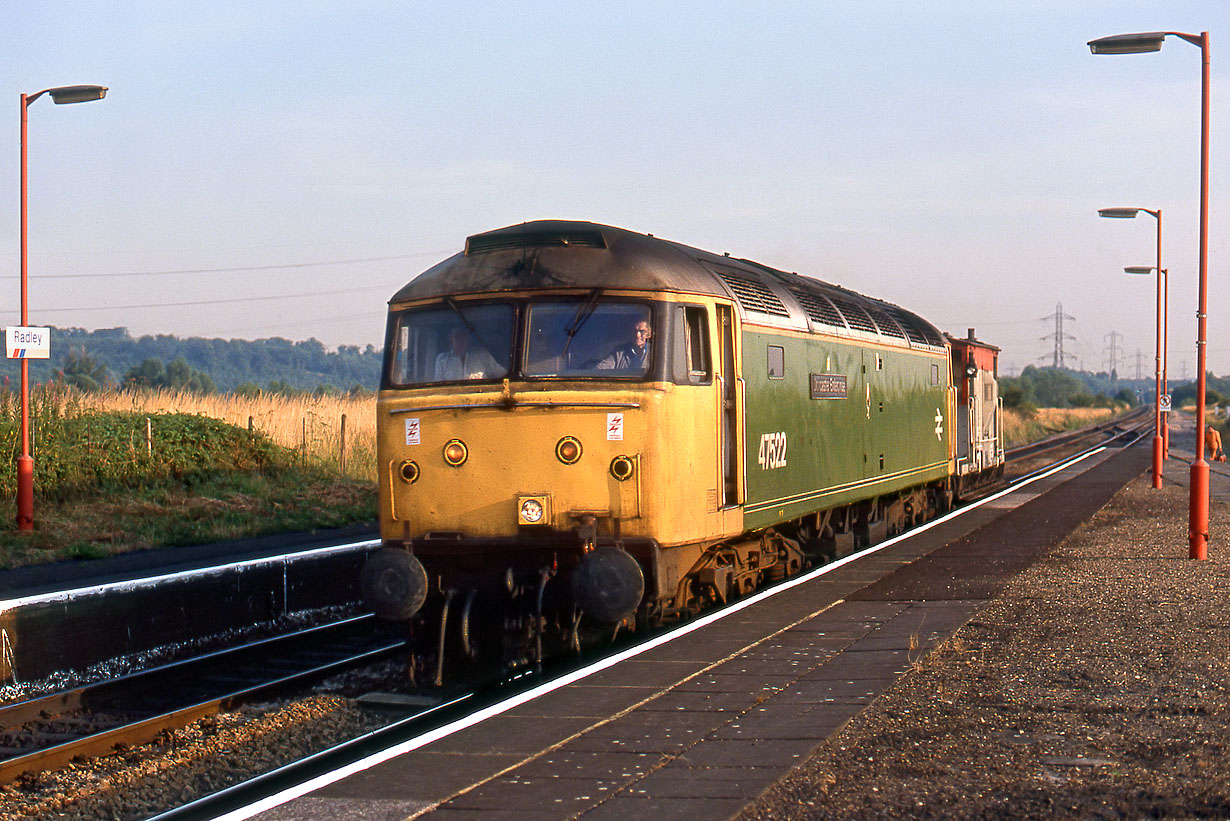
[1089,31,1211,561]
[1099,207,1166,487]
[1123,263,1168,487]
[17,84,108,530]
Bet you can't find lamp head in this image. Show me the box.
[1088,32,1167,54]
[1124,267,1155,275]
[46,85,108,104]
[1099,208,1140,219]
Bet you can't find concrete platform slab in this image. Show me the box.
[577,794,749,821]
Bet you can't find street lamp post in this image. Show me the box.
[17,84,107,531]
[1089,30,1211,561]
[1099,207,1166,487]
[1124,264,1168,487]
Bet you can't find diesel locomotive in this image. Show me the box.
[361,220,1003,684]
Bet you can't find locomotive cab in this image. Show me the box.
[946,329,1005,495]
[369,277,742,680]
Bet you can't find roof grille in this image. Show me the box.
[884,306,945,346]
[862,303,907,340]
[465,228,606,255]
[717,272,790,317]
[828,295,878,334]
[789,288,847,329]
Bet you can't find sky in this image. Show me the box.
[2,1,1228,379]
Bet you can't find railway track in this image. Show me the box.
[0,614,406,785]
[145,417,1156,821]
[0,410,1154,810]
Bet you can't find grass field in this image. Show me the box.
[76,387,377,479]
[0,387,1128,571]
[0,386,376,568]
[1000,406,1120,447]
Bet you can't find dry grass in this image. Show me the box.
[67,389,376,479]
[1001,406,1117,447]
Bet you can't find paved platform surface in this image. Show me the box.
[254,439,1147,820]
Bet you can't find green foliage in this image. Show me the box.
[0,327,382,395]
[0,404,290,502]
[124,355,216,393]
[0,396,377,566]
[1002,366,1139,409]
[1171,375,1230,408]
[60,347,111,391]
[234,381,263,398]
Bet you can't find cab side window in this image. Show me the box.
[680,305,712,384]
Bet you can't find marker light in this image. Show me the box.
[610,455,635,482]
[442,439,468,467]
[556,436,582,464]
[398,460,420,484]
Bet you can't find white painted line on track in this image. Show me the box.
[212,446,1109,821]
[0,539,381,614]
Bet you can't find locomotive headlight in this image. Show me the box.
[517,494,551,526]
[397,459,420,484]
[555,436,582,465]
[442,439,468,467]
[610,455,636,482]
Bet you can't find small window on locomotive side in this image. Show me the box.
[396,324,412,383]
[767,345,785,379]
[684,306,711,383]
[931,363,940,386]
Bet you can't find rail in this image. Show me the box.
[0,614,405,785]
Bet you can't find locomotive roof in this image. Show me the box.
[390,220,947,350]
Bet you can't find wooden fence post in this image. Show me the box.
[146,417,152,456]
[340,413,348,475]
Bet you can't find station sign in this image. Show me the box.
[5,326,51,360]
[1159,394,1172,413]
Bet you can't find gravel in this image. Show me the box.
[0,663,405,819]
[5,446,1228,819]
[740,470,1230,819]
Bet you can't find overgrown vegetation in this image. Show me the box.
[0,387,375,569]
[1001,366,1139,412]
[1000,407,1120,447]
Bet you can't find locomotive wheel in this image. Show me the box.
[361,548,429,621]
[572,546,645,625]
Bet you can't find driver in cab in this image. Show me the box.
[435,327,498,381]
[597,319,652,372]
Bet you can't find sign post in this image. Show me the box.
[5,326,51,360]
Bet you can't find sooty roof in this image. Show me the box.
[389,220,946,350]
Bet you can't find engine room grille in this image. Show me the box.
[884,306,945,346]
[466,228,607,255]
[789,288,847,329]
[716,272,790,317]
[827,295,879,335]
[862,303,907,340]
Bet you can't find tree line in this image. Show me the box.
[1001,366,1142,411]
[0,327,382,396]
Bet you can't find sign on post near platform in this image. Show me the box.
[5,327,50,359]
[1159,394,1172,413]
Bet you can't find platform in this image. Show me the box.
[246,439,1146,820]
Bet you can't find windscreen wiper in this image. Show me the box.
[561,289,602,358]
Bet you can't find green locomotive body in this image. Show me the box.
[362,220,1000,682]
